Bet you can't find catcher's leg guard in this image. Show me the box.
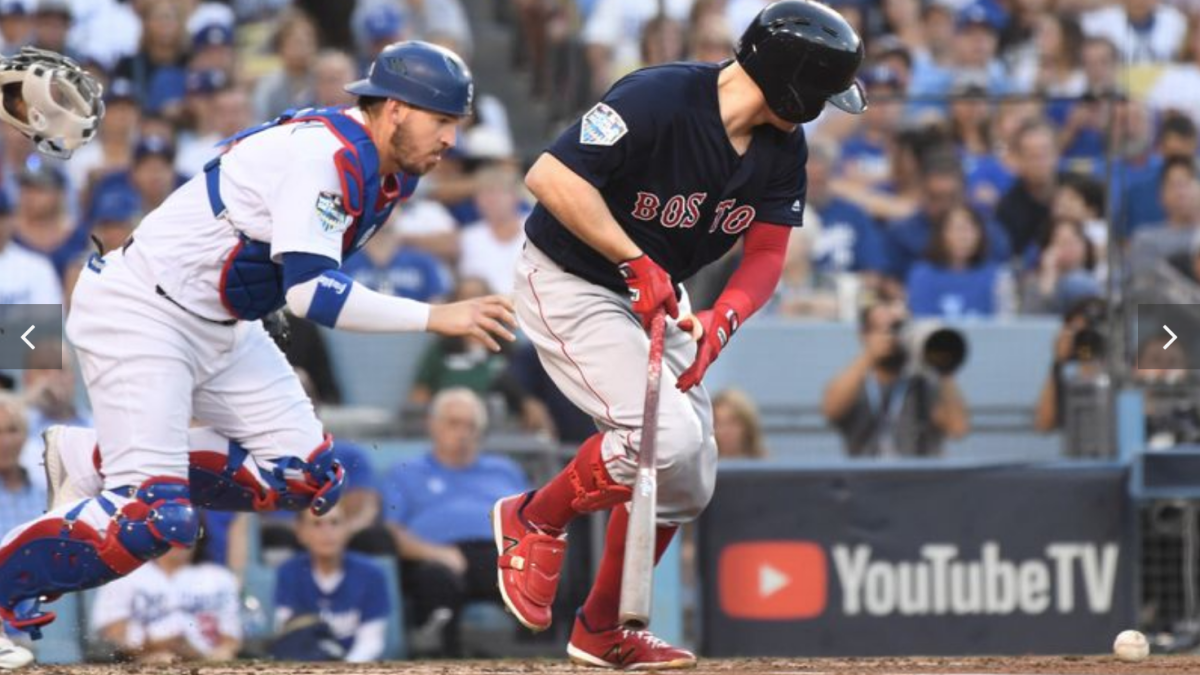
[189,434,344,515]
[0,478,197,639]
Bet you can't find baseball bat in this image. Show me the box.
[618,309,667,629]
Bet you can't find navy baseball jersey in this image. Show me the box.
[525,62,809,293]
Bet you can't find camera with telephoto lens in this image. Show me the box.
[1066,297,1107,362]
[888,320,969,376]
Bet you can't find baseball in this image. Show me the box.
[1113,629,1149,662]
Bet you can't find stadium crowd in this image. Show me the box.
[3,0,1200,662]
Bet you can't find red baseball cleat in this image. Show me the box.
[567,613,697,670]
[491,492,567,632]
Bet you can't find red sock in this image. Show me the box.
[523,433,609,533]
[580,506,678,631]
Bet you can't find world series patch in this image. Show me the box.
[580,103,628,147]
[315,191,353,234]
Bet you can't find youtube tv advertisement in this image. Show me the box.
[699,464,1137,657]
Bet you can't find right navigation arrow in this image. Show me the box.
[1164,325,1178,350]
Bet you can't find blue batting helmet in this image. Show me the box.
[345,41,474,117]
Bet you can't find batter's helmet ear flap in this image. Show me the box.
[736,0,867,124]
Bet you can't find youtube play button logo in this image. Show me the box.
[719,541,828,620]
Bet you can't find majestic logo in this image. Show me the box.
[580,103,628,146]
[314,192,353,235]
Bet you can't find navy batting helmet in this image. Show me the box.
[345,41,474,117]
[736,1,866,124]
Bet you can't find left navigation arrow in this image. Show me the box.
[21,326,34,349]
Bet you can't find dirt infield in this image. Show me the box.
[29,656,1200,675]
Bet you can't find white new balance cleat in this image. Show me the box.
[0,633,33,670]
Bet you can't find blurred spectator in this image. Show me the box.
[113,0,191,120]
[1053,37,1120,167]
[12,156,81,275]
[66,78,140,198]
[0,0,33,57]
[822,300,970,457]
[280,312,343,405]
[583,0,694,98]
[1025,14,1086,98]
[394,198,460,263]
[176,70,235,177]
[881,0,928,57]
[837,65,906,191]
[639,14,686,68]
[1050,172,1108,268]
[253,9,319,120]
[1147,17,1200,124]
[405,0,473,57]
[1081,0,1186,64]
[353,2,408,71]
[883,151,1012,284]
[88,187,139,256]
[459,165,527,295]
[329,441,391,552]
[686,12,733,62]
[409,278,513,407]
[908,2,1011,105]
[342,216,451,302]
[189,22,236,76]
[384,388,528,656]
[295,0,354,52]
[713,388,766,459]
[774,222,839,319]
[830,124,937,223]
[0,393,45,542]
[91,539,242,663]
[948,81,1014,214]
[807,139,886,283]
[996,118,1059,255]
[31,0,75,60]
[311,50,358,109]
[505,341,593,444]
[272,505,390,662]
[0,189,60,305]
[1121,112,1199,237]
[1129,157,1200,273]
[66,0,141,70]
[20,343,90,488]
[1019,218,1101,315]
[907,203,1014,318]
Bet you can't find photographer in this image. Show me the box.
[821,300,970,457]
[1033,296,1107,432]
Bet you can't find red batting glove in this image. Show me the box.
[618,254,679,330]
[676,305,739,393]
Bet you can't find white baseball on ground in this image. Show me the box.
[1113,629,1149,662]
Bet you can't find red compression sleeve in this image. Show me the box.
[713,221,791,320]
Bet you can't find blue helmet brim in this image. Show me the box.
[343,78,471,117]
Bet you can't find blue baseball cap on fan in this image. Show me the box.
[364,4,405,42]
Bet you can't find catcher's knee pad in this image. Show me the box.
[190,435,344,515]
[567,433,632,513]
[0,478,197,638]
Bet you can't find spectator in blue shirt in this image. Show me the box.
[807,139,886,281]
[948,81,1013,216]
[331,441,393,556]
[384,388,529,656]
[908,3,1011,113]
[12,156,85,277]
[0,393,46,546]
[274,505,391,662]
[907,204,1013,318]
[341,219,451,302]
[112,0,190,121]
[837,64,905,191]
[884,150,1012,285]
[1118,112,1198,238]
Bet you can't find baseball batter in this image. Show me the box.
[0,41,515,658]
[491,2,865,669]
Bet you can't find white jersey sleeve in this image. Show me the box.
[266,130,351,265]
